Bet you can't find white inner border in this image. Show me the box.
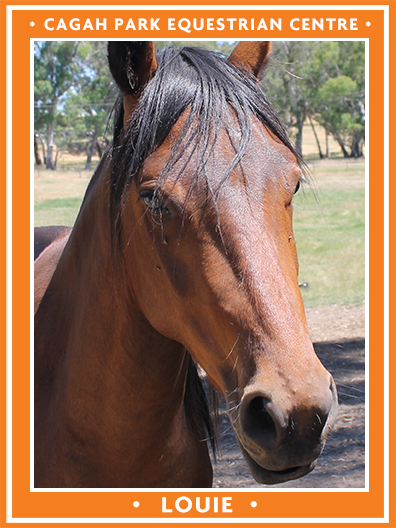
[5,3,390,524]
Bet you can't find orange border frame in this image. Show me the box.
[0,0,394,526]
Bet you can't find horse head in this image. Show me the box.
[107,41,338,485]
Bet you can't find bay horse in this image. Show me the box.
[34,41,338,488]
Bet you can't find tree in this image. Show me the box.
[263,41,365,159]
[60,42,112,170]
[303,41,341,158]
[34,42,81,169]
[263,42,317,154]
[34,41,365,164]
[34,134,43,165]
[336,42,365,158]
[315,75,364,158]
[35,42,115,170]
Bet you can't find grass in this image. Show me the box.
[35,197,84,227]
[294,188,364,307]
[34,171,91,226]
[34,151,365,308]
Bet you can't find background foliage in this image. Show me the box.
[34,41,365,169]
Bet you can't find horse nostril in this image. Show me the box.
[242,396,278,446]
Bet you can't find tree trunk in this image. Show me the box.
[45,97,58,170]
[325,129,331,158]
[85,135,97,171]
[46,121,56,169]
[96,138,103,159]
[334,132,350,158]
[350,133,364,158]
[54,145,60,168]
[34,135,43,165]
[281,47,305,156]
[38,136,46,161]
[295,119,304,155]
[308,114,324,159]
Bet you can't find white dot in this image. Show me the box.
[251,501,257,508]
[366,21,371,26]
[30,21,35,26]
[133,501,140,508]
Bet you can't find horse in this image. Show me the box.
[34,41,338,488]
[34,226,71,260]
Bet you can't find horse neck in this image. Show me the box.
[35,163,192,479]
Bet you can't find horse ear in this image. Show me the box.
[228,41,271,80]
[108,41,157,94]
[108,41,158,126]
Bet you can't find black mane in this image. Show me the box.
[110,45,301,245]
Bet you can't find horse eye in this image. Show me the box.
[294,180,301,195]
[139,192,170,216]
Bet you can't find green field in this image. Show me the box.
[34,152,365,308]
[293,160,364,307]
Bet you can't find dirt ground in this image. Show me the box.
[211,304,365,488]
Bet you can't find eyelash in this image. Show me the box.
[139,192,171,216]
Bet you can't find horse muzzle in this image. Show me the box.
[229,375,338,484]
